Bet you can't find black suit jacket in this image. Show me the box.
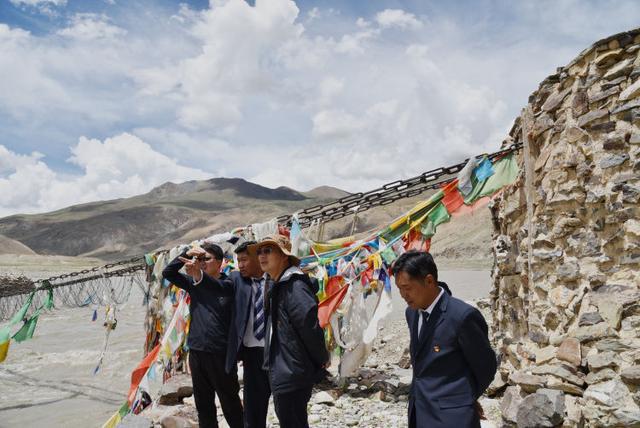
[406,290,497,428]
[225,271,256,373]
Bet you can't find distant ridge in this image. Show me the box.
[0,178,349,260]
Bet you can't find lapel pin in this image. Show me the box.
[433,345,441,353]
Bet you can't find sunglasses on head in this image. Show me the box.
[257,246,276,256]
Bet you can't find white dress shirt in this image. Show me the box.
[242,277,265,348]
[418,286,444,335]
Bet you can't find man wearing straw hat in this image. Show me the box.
[250,234,329,428]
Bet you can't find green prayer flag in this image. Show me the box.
[380,248,396,265]
[464,154,520,205]
[9,293,34,326]
[12,315,39,343]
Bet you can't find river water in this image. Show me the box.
[0,270,490,428]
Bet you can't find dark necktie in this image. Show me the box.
[419,310,429,341]
[253,280,265,341]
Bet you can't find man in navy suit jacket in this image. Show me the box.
[392,251,497,428]
[225,241,271,428]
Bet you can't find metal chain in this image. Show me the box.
[1,143,521,297]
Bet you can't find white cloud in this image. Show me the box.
[57,13,126,40]
[9,0,66,4]
[9,0,67,17]
[2,0,640,217]
[375,9,423,30]
[0,134,211,217]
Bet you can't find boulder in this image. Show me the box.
[516,389,565,428]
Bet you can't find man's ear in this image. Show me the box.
[425,274,437,287]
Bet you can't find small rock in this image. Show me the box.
[570,322,616,343]
[612,408,640,426]
[577,108,608,128]
[312,390,336,406]
[308,414,322,424]
[620,366,640,385]
[531,364,585,387]
[589,86,620,103]
[578,312,604,327]
[546,376,585,396]
[117,414,154,428]
[500,385,524,424]
[620,79,640,101]
[585,368,617,385]
[603,58,633,80]
[583,379,630,407]
[595,338,632,352]
[510,371,547,393]
[600,154,630,169]
[557,337,581,367]
[611,98,640,115]
[596,300,623,329]
[564,396,585,427]
[158,375,194,406]
[602,134,626,150]
[516,388,565,428]
[542,87,572,112]
[159,415,194,428]
[536,346,557,365]
[486,373,507,397]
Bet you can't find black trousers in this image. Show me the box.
[189,349,244,428]
[240,346,271,428]
[273,386,313,428]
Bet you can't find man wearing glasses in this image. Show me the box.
[162,242,243,428]
[250,235,329,428]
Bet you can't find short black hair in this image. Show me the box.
[234,240,257,255]
[201,242,224,260]
[391,251,438,281]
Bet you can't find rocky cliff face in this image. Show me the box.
[490,28,640,426]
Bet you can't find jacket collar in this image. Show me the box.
[264,265,303,284]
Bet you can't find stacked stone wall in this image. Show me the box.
[490,28,640,427]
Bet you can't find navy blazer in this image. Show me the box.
[225,271,255,373]
[406,290,497,428]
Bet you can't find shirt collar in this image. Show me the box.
[421,286,444,315]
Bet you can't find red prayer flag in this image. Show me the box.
[404,229,431,252]
[325,276,343,297]
[127,344,161,405]
[318,285,349,328]
[441,179,464,213]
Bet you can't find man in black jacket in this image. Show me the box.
[162,243,243,428]
[225,241,271,428]
[392,251,497,428]
[251,235,329,428]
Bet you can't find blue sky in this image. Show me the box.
[0,0,638,217]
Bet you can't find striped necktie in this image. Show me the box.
[253,279,265,341]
